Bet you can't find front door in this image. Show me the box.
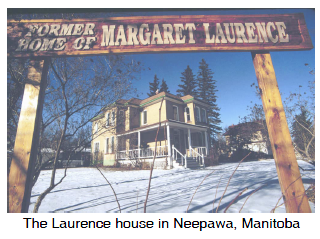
[172,129,181,152]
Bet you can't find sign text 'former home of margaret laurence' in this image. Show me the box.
[7,13,312,58]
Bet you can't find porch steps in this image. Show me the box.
[175,157,203,169]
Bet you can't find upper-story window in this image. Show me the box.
[119,110,124,119]
[94,123,98,133]
[119,110,125,124]
[201,108,207,123]
[195,106,201,123]
[142,110,147,125]
[111,110,115,126]
[185,107,190,122]
[106,113,110,126]
[173,105,179,121]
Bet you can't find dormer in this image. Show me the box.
[181,95,210,125]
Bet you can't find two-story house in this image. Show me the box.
[91,91,210,169]
[223,121,272,158]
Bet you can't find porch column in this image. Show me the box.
[167,125,171,158]
[115,136,118,160]
[188,128,192,157]
[204,131,209,156]
[138,131,141,158]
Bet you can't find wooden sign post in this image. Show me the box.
[7,13,313,213]
[8,59,49,213]
[252,52,311,212]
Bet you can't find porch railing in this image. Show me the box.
[189,147,205,166]
[172,145,187,168]
[187,147,207,157]
[117,145,168,159]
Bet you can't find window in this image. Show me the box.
[142,110,147,125]
[195,106,201,122]
[94,142,99,152]
[105,138,109,153]
[119,110,124,120]
[111,110,115,126]
[111,136,114,153]
[173,105,179,121]
[119,110,125,125]
[106,113,110,126]
[185,107,190,122]
[94,123,98,133]
[201,108,207,123]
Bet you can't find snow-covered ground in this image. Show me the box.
[29,159,315,213]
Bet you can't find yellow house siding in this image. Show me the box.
[186,102,195,124]
[140,100,167,126]
[91,107,118,166]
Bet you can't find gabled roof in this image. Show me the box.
[139,92,166,106]
[180,95,194,101]
[140,92,188,106]
[126,98,142,106]
[115,98,143,106]
[181,95,210,106]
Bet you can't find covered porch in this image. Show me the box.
[116,121,209,168]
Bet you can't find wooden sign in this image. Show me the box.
[7,13,313,58]
[8,11,313,214]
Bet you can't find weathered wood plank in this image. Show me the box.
[7,13,313,58]
[8,59,49,213]
[252,52,311,213]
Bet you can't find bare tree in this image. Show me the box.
[32,55,141,212]
[283,65,315,164]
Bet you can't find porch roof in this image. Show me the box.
[116,119,208,136]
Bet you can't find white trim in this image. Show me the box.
[167,125,171,158]
[138,131,141,158]
[188,128,192,157]
[204,131,209,155]
[173,105,179,121]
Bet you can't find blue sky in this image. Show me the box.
[7,8,314,130]
[119,9,315,129]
